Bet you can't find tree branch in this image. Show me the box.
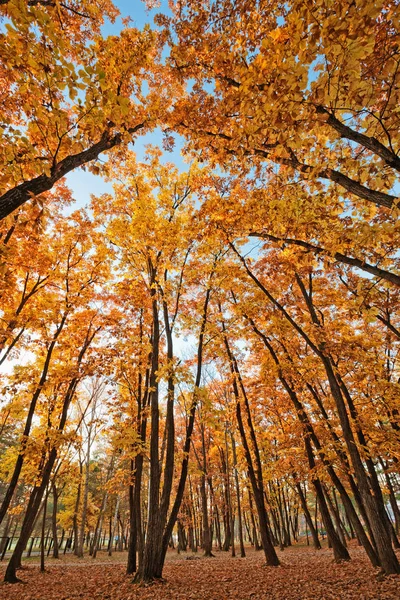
[249,231,400,287]
[0,122,145,220]
[316,106,400,173]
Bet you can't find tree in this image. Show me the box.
[0,0,169,219]
[168,0,400,211]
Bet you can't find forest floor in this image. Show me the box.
[1,543,400,599]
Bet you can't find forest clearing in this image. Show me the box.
[1,0,400,597]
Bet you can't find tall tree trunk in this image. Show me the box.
[4,324,98,582]
[248,490,261,551]
[222,327,279,566]
[382,463,400,535]
[40,489,49,572]
[51,482,59,559]
[73,479,81,556]
[233,246,400,573]
[127,362,150,574]
[108,496,120,556]
[4,364,83,583]
[0,514,13,557]
[231,433,245,557]
[91,455,115,559]
[0,313,68,526]
[134,279,162,582]
[133,267,214,582]
[295,481,321,550]
[200,473,214,556]
[244,297,379,567]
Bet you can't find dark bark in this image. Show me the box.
[220,447,231,552]
[315,106,400,173]
[294,273,399,573]
[127,459,136,573]
[0,514,13,557]
[231,434,246,557]
[133,267,161,581]
[248,490,262,550]
[159,296,176,529]
[72,478,81,556]
[40,490,49,572]
[247,317,378,563]
[0,312,68,526]
[133,269,214,582]
[127,363,149,574]
[200,472,213,557]
[4,326,98,583]
[51,482,59,559]
[181,123,397,209]
[295,482,321,549]
[91,456,115,559]
[249,231,400,288]
[232,243,398,573]
[381,462,400,535]
[158,280,213,573]
[222,328,279,566]
[0,123,145,220]
[323,485,347,547]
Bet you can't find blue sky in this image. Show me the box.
[102,0,172,34]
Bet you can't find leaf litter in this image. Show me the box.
[1,545,400,600]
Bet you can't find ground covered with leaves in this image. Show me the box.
[1,545,400,600]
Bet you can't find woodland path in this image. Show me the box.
[1,545,400,599]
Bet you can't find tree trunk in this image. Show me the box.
[245,308,379,567]
[4,364,83,583]
[295,482,321,550]
[231,433,245,557]
[108,496,120,556]
[222,328,279,566]
[233,249,400,574]
[51,482,59,559]
[0,314,68,526]
[73,479,81,556]
[40,489,49,572]
[133,270,213,583]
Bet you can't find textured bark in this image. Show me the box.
[4,327,98,583]
[133,272,213,583]
[249,231,400,288]
[0,313,68,526]
[181,123,397,209]
[51,482,59,559]
[315,106,400,173]
[133,273,162,582]
[295,482,321,550]
[0,123,145,220]
[222,328,279,566]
